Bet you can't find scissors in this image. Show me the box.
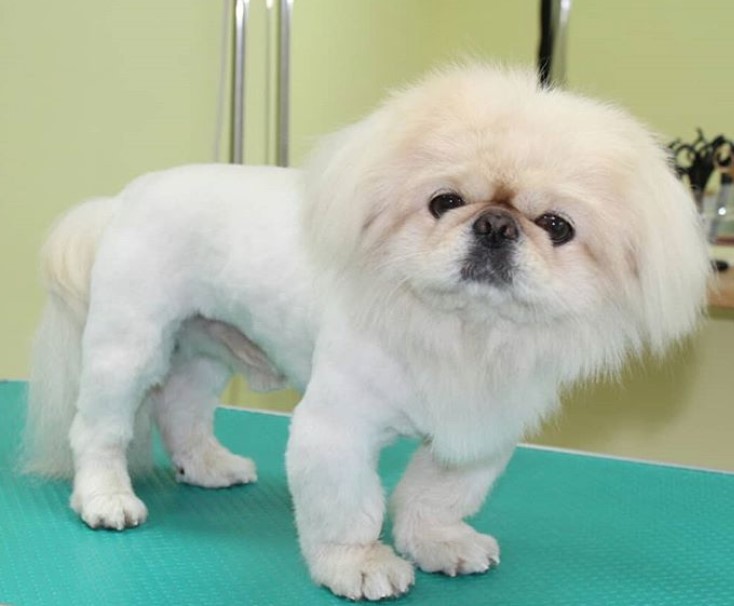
[669,130,730,212]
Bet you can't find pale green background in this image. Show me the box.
[1,1,732,469]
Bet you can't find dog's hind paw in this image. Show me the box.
[174,442,257,488]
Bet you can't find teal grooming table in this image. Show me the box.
[1,380,732,605]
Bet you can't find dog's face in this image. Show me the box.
[338,72,659,319]
[305,66,709,355]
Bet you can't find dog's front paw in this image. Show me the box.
[395,521,499,576]
[71,491,148,530]
[307,542,415,601]
[174,443,257,488]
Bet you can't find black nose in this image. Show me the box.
[472,210,520,247]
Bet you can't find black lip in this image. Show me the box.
[460,244,516,285]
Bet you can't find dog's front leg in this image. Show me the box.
[286,385,415,601]
[391,445,512,576]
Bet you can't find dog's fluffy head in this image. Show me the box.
[303,65,709,375]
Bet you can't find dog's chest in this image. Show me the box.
[400,359,558,465]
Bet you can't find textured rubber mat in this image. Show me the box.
[1,380,732,605]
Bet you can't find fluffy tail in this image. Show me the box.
[22,197,120,477]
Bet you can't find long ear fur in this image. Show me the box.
[301,114,391,274]
[632,155,711,355]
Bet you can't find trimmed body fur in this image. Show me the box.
[24,66,709,600]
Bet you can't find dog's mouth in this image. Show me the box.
[460,245,516,286]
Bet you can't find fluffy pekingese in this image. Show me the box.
[23,65,709,600]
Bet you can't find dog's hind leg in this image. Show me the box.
[153,352,257,488]
[68,306,179,530]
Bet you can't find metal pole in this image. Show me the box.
[550,0,572,86]
[276,0,292,167]
[265,0,274,164]
[230,0,249,164]
[538,0,572,88]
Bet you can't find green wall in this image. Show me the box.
[0,0,535,378]
[1,1,222,377]
[1,1,732,469]
[569,0,734,142]
[289,0,537,163]
[5,1,731,377]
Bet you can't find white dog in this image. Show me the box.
[23,65,709,600]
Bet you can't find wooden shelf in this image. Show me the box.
[709,268,734,309]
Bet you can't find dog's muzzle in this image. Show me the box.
[461,209,520,285]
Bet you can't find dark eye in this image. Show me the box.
[429,193,465,218]
[534,213,575,245]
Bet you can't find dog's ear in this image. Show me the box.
[302,113,390,275]
[629,155,711,355]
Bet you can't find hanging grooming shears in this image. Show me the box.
[669,130,721,213]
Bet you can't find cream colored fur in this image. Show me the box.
[22,65,710,600]
[23,197,120,476]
